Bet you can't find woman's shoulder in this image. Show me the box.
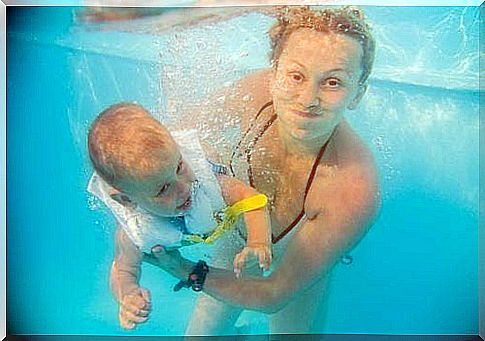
[336,121,376,170]
[307,125,380,225]
[334,122,380,206]
[310,122,379,209]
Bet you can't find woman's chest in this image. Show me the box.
[249,145,319,236]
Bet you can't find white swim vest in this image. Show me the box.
[87,129,226,253]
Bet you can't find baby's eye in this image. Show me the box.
[156,184,170,197]
[176,160,184,174]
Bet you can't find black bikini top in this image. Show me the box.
[229,101,333,244]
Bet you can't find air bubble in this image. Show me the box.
[88,195,101,211]
[341,255,353,265]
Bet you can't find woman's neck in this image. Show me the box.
[276,123,337,160]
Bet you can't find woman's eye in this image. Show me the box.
[289,72,304,83]
[157,184,169,197]
[322,78,341,88]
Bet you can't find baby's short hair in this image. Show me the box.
[88,102,173,189]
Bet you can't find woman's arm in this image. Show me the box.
[144,165,380,314]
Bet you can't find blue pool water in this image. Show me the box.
[7,6,480,335]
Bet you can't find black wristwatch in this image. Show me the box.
[173,260,209,292]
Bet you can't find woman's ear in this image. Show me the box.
[110,191,137,208]
[348,83,368,110]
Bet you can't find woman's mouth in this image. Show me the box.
[293,110,320,118]
[177,196,192,211]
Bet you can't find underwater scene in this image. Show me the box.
[7,5,480,336]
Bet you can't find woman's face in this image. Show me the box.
[271,28,366,141]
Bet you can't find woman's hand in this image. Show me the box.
[142,245,196,282]
[142,245,181,269]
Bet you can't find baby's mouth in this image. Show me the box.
[177,196,192,211]
[177,180,198,211]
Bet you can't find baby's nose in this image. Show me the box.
[175,180,190,197]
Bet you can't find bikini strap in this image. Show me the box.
[303,134,332,202]
[272,134,332,244]
[247,114,277,187]
[228,101,334,244]
[229,101,273,178]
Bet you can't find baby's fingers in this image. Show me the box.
[119,310,141,330]
[121,298,151,317]
[139,288,151,304]
[119,316,135,330]
[122,303,150,318]
[124,291,152,308]
[257,249,272,271]
[120,308,149,325]
[233,249,249,278]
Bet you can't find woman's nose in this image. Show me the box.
[298,82,320,108]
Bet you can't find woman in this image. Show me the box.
[145,6,380,334]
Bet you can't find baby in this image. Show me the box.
[87,103,272,330]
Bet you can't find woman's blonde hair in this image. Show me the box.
[269,6,376,84]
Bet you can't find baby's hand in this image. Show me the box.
[119,287,151,330]
[233,244,272,277]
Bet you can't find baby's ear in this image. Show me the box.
[110,191,137,208]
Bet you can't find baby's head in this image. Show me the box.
[88,103,195,217]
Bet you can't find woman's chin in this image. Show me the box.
[289,127,318,141]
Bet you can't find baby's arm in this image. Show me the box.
[217,175,272,276]
[111,226,151,329]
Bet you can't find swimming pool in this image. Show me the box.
[7,5,480,335]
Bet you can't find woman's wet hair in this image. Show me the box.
[269,6,376,85]
[87,102,172,189]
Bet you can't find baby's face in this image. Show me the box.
[120,141,196,217]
